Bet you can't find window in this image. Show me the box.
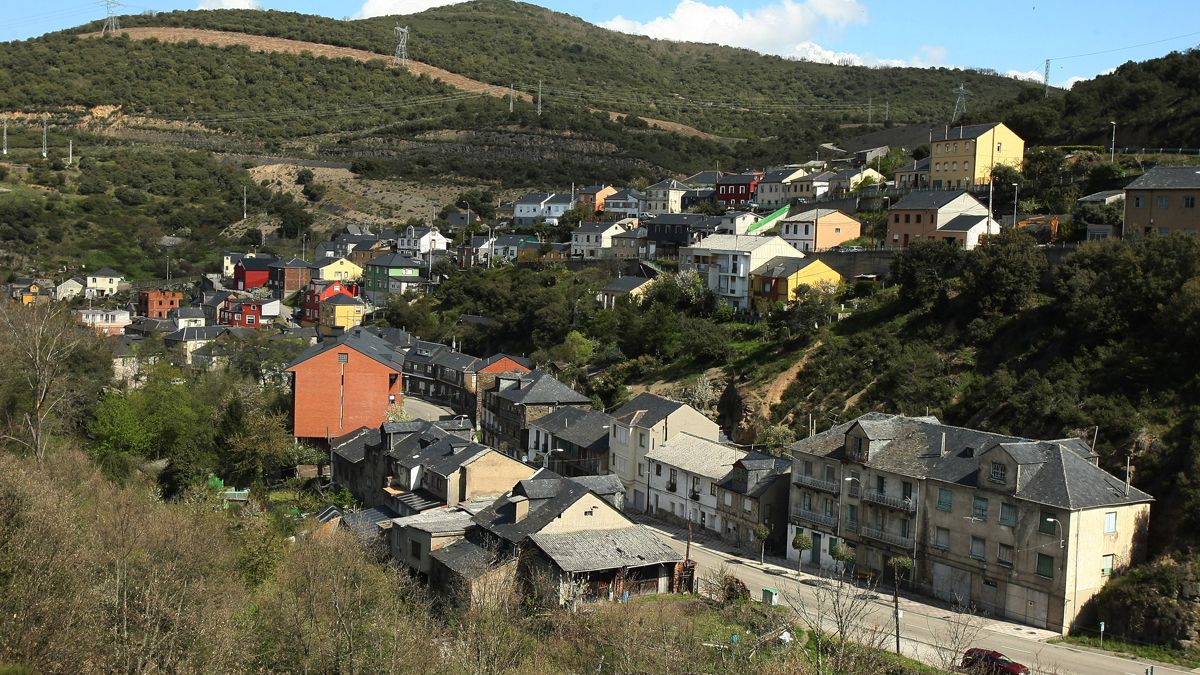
[902,481,913,500]
[710,481,717,496]
[989,462,1007,483]
[1158,196,1170,209]
[802,493,812,511]
[669,468,677,483]
[1102,554,1115,576]
[970,536,985,560]
[1039,511,1056,534]
[824,464,836,483]
[916,214,922,224]
[1186,197,1197,208]
[410,541,421,560]
[935,527,950,550]
[875,475,886,493]
[996,142,1003,152]
[743,497,753,512]
[1000,503,1017,527]
[655,463,661,477]
[998,544,1014,566]
[893,213,900,223]
[964,161,970,172]
[1134,196,1144,208]
[972,496,989,521]
[1104,511,1117,534]
[803,460,813,477]
[723,492,732,506]
[847,504,858,524]
[937,488,953,512]
[639,432,647,448]
[638,463,645,477]
[614,426,629,444]
[904,213,911,223]
[1037,553,1055,579]
[823,498,834,517]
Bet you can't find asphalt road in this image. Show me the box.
[402,396,456,423]
[640,521,1187,675]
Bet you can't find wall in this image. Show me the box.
[1065,502,1151,630]
[290,347,400,439]
[460,451,537,503]
[538,492,632,535]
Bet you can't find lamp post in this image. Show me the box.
[485,224,493,269]
[1012,183,1020,229]
[1109,121,1117,164]
[1045,517,1065,549]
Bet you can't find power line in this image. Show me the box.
[1049,29,1200,61]
[100,0,120,36]
[392,25,409,66]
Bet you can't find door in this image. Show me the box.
[1004,584,1049,628]
[932,562,972,606]
[810,533,822,564]
[700,512,707,529]
[634,490,644,512]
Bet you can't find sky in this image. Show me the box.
[7,0,1200,88]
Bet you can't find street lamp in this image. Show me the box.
[485,224,493,269]
[1045,517,1065,549]
[1012,183,1020,229]
[1109,121,1117,164]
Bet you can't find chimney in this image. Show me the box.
[510,495,529,523]
[1125,455,1131,497]
[940,432,947,457]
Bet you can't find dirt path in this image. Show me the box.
[761,340,822,413]
[83,27,718,140]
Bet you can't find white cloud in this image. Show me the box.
[197,0,260,8]
[1060,75,1087,89]
[1005,69,1043,82]
[353,0,470,19]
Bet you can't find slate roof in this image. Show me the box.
[940,214,993,232]
[545,193,575,206]
[718,173,761,185]
[516,192,552,205]
[1125,166,1200,190]
[684,170,724,186]
[392,507,475,535]
[647,178,688,191]
[646,432,746,480]
[529,407,613,453]
[473,478,604,544]
[781,208,844,223]
[1077,189,1124,203]
[366,252,422,269]
[610,392,688,429]
[494,370,591,406]
[92,267,123,277]
[566,474,625,497]
[891,190,973,211]
[606,188,645,202]
[613,227,647,240]
[321,294,366,307]
[361,326,416,349]
[236,258,277,272]
[331,426,379,463]
[721,452,791,498]
[432,539,497,578]
[897,157,931,172]
[287,327,403,370]
[692,234,784,252]
[169,307,205,319]
[163,326,231,342]
[935,122,1001,140]
[494,234,538,247]
[601,276,653,294]
[269,257,315,269]
[340,505,398,542]
[575,221,623,234]
[432,349,479,371]
[112,334,145,357]
[529,525,682,573]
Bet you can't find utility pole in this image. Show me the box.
[509,83,514,113]
[242,185,247,220]
[41,115,47,159]
[2,118,7,156]
[537,80,542,117]
[68,139,73,166]
[885,100,890,122]
[1043,59,1051,98]
[393,26,409,66]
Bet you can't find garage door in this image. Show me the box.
[932,562,972,606]
[1004,584,1048,628]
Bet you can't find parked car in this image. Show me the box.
[961,648,1029,674]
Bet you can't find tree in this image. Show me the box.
[759,424,797,454]
[790,531,812,574]
[752,523,771,564]
[926,603,985,672]
[962,228,1047,314]
[294,168,314,185]
[887,555,914,654]
[890,239,965,306]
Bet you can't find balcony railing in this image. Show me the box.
[795,474,840,494]
[791,506,836,528]
[666,481,677,493]
[862,490,917,512]
[861,526,913,549]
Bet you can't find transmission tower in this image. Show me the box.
[393,26,409,66]
[950,82,969,124]
[101,0,120,36]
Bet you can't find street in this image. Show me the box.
[640,520,1187,675]
[402,396,455,422]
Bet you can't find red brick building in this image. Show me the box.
[716,172,763,207]
[303,279,360,324]
[137,289,186,319]
[269,258,316,299]
[234,257,276,291]
[286,328,403,440]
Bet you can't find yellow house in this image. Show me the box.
[749,256,843,311]
[318,294,367,336]
[315,256,364,282]
[929,122,1024,189]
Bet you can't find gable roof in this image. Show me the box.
[692,234,788,253]
[529,407,613,453]
[891,190,974,211]
[610,392,689,429]
[939,214,994,232]
[287,327,403,371]
[331,426,379,463]
[473,478,605,543]
[750,256,829,279]
[718,173,761,185]
[366,252,422,269]
[495,370,591,406]
[1125,166,1200,190]
[782,208,847,223]
[340,505,398,542]
[935,122,1002,140]
[602,276,653,294]
[269,257,315,269]
[516,192,552,205]
[647,178,688,192]
[606,188,645,202]
[529,525,681,573]
[684,170,724,186]
[646,432,746,480]
[575,221,623,234]
[431,539,497,578]
[236,258,277,272]
[320,294,366,307]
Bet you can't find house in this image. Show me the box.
[467,353,534,425]
[492,234,539,263]
[792,171,835,202]
[395,225,450,261]
[683,170,724,190]
[314,256,363,282]
[749,257,843,310]
[715,172,763,207]
[528,407,615,477]
[201,292,236,324]
[787,413,1153,634]
[1122,166,1200,238]
[644,179,689,215]
[458,235,495,269]
[287,328,404,440]
[222,252,255,279]
[571,220,632,259]
[363,253,423,303]
[342,236,395,268]
[681,188,715,211]
[218,299,280,329]
[163,325,243,365]
[267,258,316,299]
[717,453,792,552]
[137,290,185,319]
[855,146,890,166]
[1078,189,1125,206]
[603,189,646,219]
[576,184,618,215]
[338,505,399,546]
[233,257,276,292]
[646,432,746,535]
[642,213,709,259]
[828,167,885,196]
[779,208,862,252]
[8,278,54,305]
[755,168,809,209]
[929,122,1025,189]
[481,370,592,456]
[54,277,85,302]
[318,294,367,336]
[610,227,647,260]
[513,193,575,225]
[711,211,762,236]
[168,307,206,329]
[112,334,153,385]
[85,268,124,299]
[302,279,358,324]
[607,392,721,511]
[894,157,931,189]
[887,191,1000,250]
[445,210,482,229]
[597,276,654,309]
[76,308,131,336]
[680,234,805,311]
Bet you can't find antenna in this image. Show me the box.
[393,25,409,66]
[950,82,969,124]
[101,0,120,37]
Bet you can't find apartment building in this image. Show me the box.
[1122,166,1200,238]
[787,412,1152,634]
[645,432,746,535]
[929,122,1024,189]
[680,234,804,311]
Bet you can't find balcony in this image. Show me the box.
[666,481,677,493]
[791,506,836,528]
[795,474,840,494]
[689,491,701,501]
[863,490,917,512]
[861,526,913,549]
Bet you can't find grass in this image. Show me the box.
[1049,635,1200,668]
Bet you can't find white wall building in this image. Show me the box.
[646,433,747,534]
[680,235,804,311]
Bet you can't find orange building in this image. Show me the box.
[138,290,186,319]
[287,328,403,441]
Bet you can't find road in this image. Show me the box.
[402,396,455,423]
[641,521,1187,675]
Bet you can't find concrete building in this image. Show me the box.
[755,168,809,209]
[570,220,632,259]
[644,179,689,215]
[136,290,185,319]
[929,122,1025,190]
[680,234,804,311]
[778,208,862,252]
[286,328,403,440]
[1122,166,1200,238]
[76,308,131,336]
[645,432,746,535]
[787,412,1153,634]
[748,257,843,311]
[85,268,124,299]
[480,370,592,456]
[318,294,367,336]
[886,191,1000,250]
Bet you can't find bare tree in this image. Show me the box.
[926,602,986,672]
[785,563,890,675]
[0,302,89,464]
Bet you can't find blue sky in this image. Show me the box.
[7,0,1199,88]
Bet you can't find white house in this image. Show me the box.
[645,433,746,534]
[644,179,689,215]
[394,225,450,261]
[712,211,762,236]
[755,168,808,209]
[680,235,804,312]
[604,189,646,219]
[513,192,576,225]
[571,219,634,259]
[55,277,85,302]
[85,268,124,299]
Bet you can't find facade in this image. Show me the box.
[363,253,423,303]
[76,308,131,336]
[779,208,862,252]
[603,189,646,219]
[608,392,721,510]
[643,213,709,259]
[791,171,835,201]
[644,179,689,215]
[786,412,1153,634]
[8,278,54,305]
[137,290,185,319]
[85,268,124,299]
[610,228,647,260]
[887,191,999,250]
[929,122,1025,189]
[570,220,632,259]
[716,173,763,207]
[286,328,403,440]
[318,294,367,336]
[755,168,809,209]
[716,453,792,552]
[458,235,495,269]
[680,234,805,311]
[395,225,450,260]
[218,299,274,329]
[528,407,614,477]
[481,370,592,456]
[828,167,885,196]
[577,184,618,214]
[894,157,931,189]
[597,276,654,309]
[749,257,843,310]
[646,433,746,536]
[492,234,539,263]
[1122,166,1200,238]
[55,277,85,302]
[302,279,359,324]
[267,258,315,299]
[315,256,363,282]
[222,252,255,279]
[513,193,575,225]
[233,258,276,292]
